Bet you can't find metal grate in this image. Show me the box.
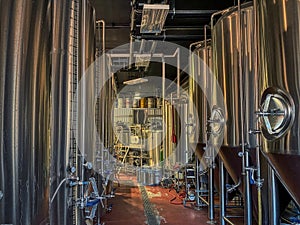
[139,185,159,225]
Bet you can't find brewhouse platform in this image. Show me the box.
[102,173,244,225]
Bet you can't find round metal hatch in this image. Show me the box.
[208,106,225,136]
[259,87,295,140]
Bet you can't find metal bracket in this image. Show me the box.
[0,190,3,201]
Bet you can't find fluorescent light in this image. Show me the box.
[140,4,169,34]
[123,78,148,85]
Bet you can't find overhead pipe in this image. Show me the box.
[129,1,136,69]
[134,7,216,16]
[210,7,232,33]
[135,34,204,41]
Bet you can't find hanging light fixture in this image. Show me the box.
[140,4,169,34]
[123,77,148,85]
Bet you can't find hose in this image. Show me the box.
[257,187,262,225]
[50,177,68,204]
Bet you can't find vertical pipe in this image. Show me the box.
[129,35,134,69]
[208,162,215,221]
[177,48,180,98]
[237,1,252,224]
[253,1,263,223]
[97,19,106,175]
[195,158,201,207]
[204,24,215,223]
[80,0,86,208]
[268,165,280,225]
[220,160,226,225]
[162,56,166,173]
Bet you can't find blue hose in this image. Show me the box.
[86,199,100,207]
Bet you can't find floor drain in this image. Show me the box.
[139,185,159,225]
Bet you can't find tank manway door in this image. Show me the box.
[257,87,294,140]
[208,106,225,136]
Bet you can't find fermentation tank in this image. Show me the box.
[0,0,52,224]
[212,3,264,223]
[189,41,211,160]
[212,2,256,186]
[257,0,300,207]
[0,0,97,224]
[51,0,96,224]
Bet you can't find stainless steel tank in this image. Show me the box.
[51,0,96,224]
[0,1,52,224]
[257,0,300,206]
[212,2,258,220]
[147,131,162,167]
[212,2,258,184]
[213,2,256,150]
[189,41,212,148]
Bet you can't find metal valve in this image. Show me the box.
[84,162,93,170]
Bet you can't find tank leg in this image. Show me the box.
[268,165,280,225]
[220,160,226,225]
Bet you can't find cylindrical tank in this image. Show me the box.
[0,0,52,224]
[213,2,256,151]
[51,0,96,224]
[212,2,261,222]
[212,1,259,185]
[257,0,300,207]
[189,41,212,147]
[147,131,162,167]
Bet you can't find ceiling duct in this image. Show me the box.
[140,4,169,33]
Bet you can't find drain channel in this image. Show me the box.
[139,185,159,225]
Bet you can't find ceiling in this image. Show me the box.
[89,0,239,90]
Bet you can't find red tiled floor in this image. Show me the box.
[102,174,147,225]
[102,173,222,225]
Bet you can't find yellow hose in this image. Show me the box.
[258,187,262,225]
